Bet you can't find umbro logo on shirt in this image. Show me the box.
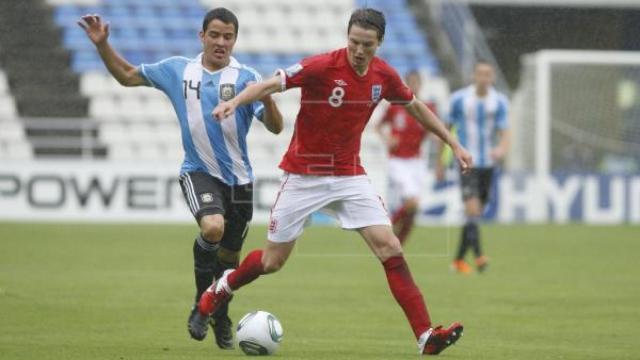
[334,79,348,86]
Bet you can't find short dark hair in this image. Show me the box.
[202,7,239,35]
[475,59,493,68]
[348,8,385,41]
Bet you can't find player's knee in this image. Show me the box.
[200,215,225,243]
[376,236,404,261]
[404,198,419,214]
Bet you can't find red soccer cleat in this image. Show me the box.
[198,270,234,319]
[418,322,464,355]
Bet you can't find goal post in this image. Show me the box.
[510,50,640,177]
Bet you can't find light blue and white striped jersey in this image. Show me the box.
[139,54,264,185]
[447,85,509,168]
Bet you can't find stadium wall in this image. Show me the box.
[1,161,638,224]
[468,6,640,88]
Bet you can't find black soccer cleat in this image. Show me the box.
[210,314,234,349]
[188,305,210,341]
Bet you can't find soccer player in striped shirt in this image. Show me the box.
[193,8,472,355]
[438,61,510,274]
[78,8,283,349]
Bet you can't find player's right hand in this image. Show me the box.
[212,102,237,121]
[453,145,473,175]
[386,135,399,151]
[77,14,110,45]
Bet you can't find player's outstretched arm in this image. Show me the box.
[405,98,473,173]
[261,96,284,134]
[374,109,398,151]
[491,128,511,161]
[213,76,282,120]
[77,15,145,87]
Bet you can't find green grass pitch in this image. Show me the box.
[1,223,639,359]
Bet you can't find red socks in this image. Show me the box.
[383,256,431,339]
[392,206,416,245]
[391,206,407,224]
[227,250,265,291]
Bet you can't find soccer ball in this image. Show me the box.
[236,310,283,355]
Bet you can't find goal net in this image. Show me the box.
[509,50,640,176]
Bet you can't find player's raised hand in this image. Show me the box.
[212,101,237,121]
[77,14,110,45]
[453,145,473,174]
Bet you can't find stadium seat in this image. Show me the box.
[0,141,32,160]
[0,121,26,140]
[89,96,119,120]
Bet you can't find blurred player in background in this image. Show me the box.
[192,8,473,355]
[437,61,510,274]
[78,8,283,349]
[375,70,438,245]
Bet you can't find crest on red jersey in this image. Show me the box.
[371,84,382,103]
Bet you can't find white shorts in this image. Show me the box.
[387,157,426,207]
[267,173,391,242]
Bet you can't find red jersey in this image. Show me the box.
[278,48,414,176]
[381,103,435,158]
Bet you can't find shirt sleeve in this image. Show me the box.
[383,67,414,105]
[138,57,180,94]
[495,95,509,130]
[276,54,324,91]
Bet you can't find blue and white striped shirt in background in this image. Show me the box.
[139,54,264,185]
[447,85,509,168]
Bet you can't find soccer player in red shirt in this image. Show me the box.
[375,70,437,245]
[190,8,472,355]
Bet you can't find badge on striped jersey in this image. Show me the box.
[219,83,236,101]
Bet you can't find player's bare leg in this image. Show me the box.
[391,197,419,245]
[358,225,463,355]
[192,240,296,340]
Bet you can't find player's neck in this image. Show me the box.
[348,59,369,77]
[352,65,369,77]
[201,58,230,72]
[475,86,489,97]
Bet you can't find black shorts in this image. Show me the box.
[179,172,253,252]
[460,167,494,205]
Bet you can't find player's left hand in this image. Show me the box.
[453,145,473,174]
[212,101,236,121]
[490,147,506,161]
